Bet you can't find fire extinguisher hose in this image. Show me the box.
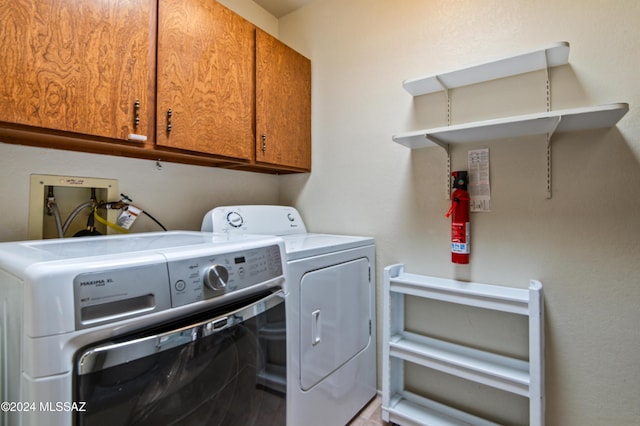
[445,200,457,218]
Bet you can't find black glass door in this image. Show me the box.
[75,291,286,426]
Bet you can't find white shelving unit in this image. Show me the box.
[393,41,629,198]
[382,264,544,425]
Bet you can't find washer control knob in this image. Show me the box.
[227,211,243,228]
[204,264,229,291]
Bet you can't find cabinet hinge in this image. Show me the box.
[134,99,140,128]
[166,109,173,133]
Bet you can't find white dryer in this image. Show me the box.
[202,205,377,426]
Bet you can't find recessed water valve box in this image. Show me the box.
[28,174,119,239]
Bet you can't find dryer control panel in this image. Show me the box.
[202,205,307,235]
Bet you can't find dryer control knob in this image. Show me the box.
[204,264,229,291]
[227,211,244,228]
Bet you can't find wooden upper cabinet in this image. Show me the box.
[156,0,255,160]
[0,0,150,140]
[256,29,311,171]
[0,0,311,173]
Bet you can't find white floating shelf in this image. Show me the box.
[392,103,629,149]
[403,42,570,96]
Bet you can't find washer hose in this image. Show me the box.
[47,201,64,238]
[62,201,93,235]
[46,186,64,238]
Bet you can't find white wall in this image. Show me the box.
[1,0,638,424]
[0,143,280,241]
[276,0,640,424]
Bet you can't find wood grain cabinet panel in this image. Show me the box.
[0,0,150,140]
[0,0,311,173]
[256,29,311,171]
[156,0,255,160]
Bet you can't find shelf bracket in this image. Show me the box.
[546,134,552,199]
[434,75,449,93]
[546,116,562,199]
[544,48,553,113]
[425,135,451,199]
[544,47,555,199]
[435,76,452,126]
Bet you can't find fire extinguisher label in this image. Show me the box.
[451,222,470,254]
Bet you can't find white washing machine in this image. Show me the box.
[202,205,377,426]
[0,231,288,426]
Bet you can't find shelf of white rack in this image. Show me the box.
[382,264,545,425]
[386,391,500,426]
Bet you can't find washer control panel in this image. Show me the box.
[74,262,172,330]
[167,244,283,307]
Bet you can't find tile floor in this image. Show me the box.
[347,395,388,426]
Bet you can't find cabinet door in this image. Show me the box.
[256,29,311,170]
[0,0,150,140]
[156,0,255,160]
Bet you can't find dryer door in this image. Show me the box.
[299,257,371,390]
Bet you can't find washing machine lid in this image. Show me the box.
[0,231,283,274]
[282,233,374,261]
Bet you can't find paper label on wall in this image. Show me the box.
[468,148,491,212]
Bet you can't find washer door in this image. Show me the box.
[74,291,286,426]
[299,257,371,391]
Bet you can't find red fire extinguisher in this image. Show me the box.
[445,171,470,264]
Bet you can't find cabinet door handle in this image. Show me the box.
[134,99,140,128]
[261,134,267,153]
[167,109,173,133]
